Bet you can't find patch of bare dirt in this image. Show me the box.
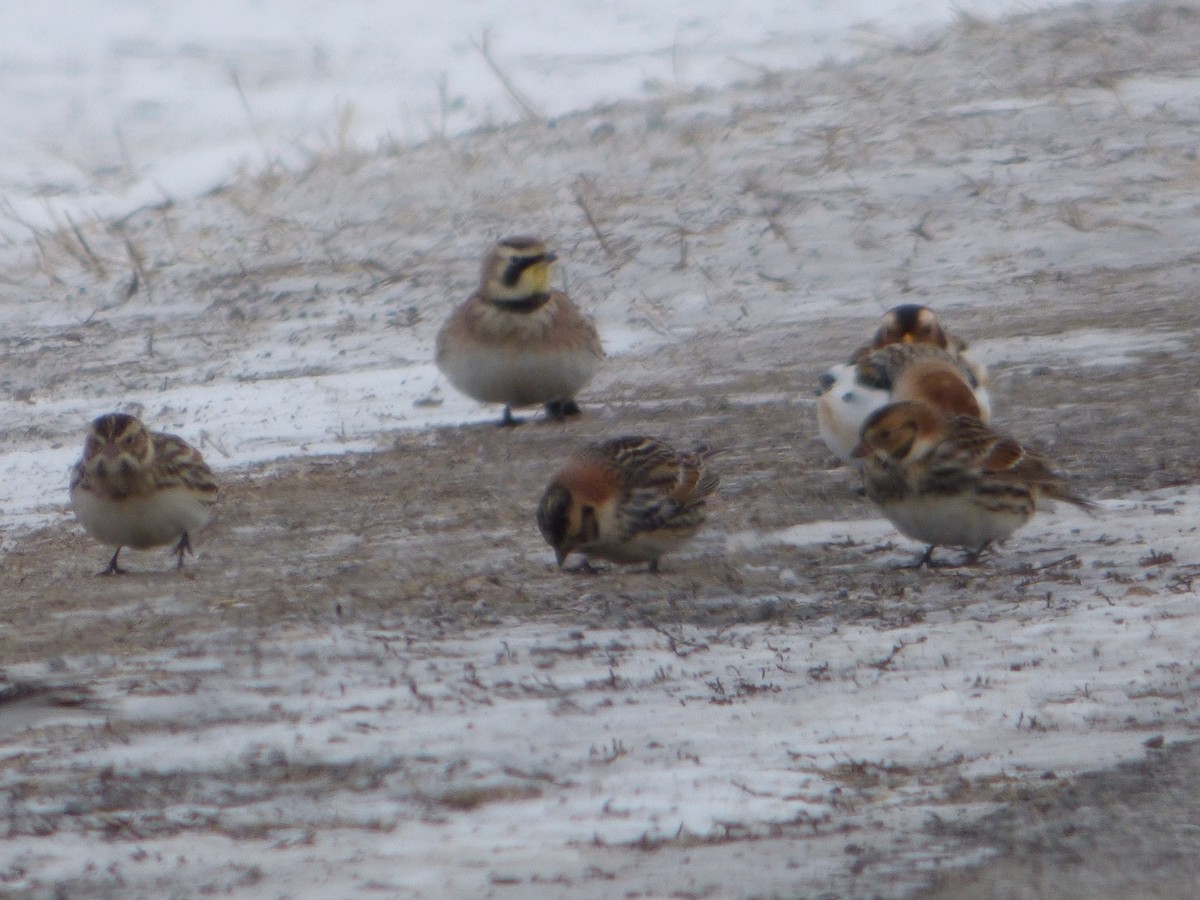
[5,264,1198,662]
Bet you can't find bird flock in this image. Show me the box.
[819,304,1093,566]
[68,236,1093,574]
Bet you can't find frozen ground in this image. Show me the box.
[2,0,1200,897]
[3,0,1067,229]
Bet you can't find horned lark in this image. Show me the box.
[818,344,991,465]
[436,236,604,426]
[537,436,720,572]
[70,413,218,574]
[852,400,1094,565]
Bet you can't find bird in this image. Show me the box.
[818,343,991,465]
[436,236,604,426]
[850,303,974,364]
[852,400,1094,566]
[70,412,219,574]
[536,436,720,572]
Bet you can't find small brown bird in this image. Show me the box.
[436,236,604,426]
[818,344,991,465]
[537,436,720,572]
[851,304,965,359]
[852,401,1093,565]
[849,302,988,386]
[70,413,219,574]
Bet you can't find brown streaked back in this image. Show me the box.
[893,359,982,420]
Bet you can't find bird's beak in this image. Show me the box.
[554,546,567,567]
[103,441,120,459]
[544,251,558,264]
[850,443,867,459]
[901,334,914,344]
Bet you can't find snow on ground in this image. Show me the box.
[2,487,1197,897]
[0,0,1092,509]
[1,0,1199,896]
[3,0,1072,228]
[0,0,1157,537]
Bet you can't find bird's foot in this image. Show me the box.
[498,406,526,427]
[173,533,194,570]
[99,549,127,576]
[897,545,939,569]
[543,399,582,421]
[959,546,992,567]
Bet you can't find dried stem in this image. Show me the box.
[573,178,617,259]
[471,31,544,123]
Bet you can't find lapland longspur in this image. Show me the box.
[818,343,991,465]
[436,236,604,426]
[537,436,720,572]
[70,413,218,574]
[852,400,1094,565]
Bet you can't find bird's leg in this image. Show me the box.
[961,544,992,567]
[899,545,938,569]
[543,399,582,421]
[498,405,525,427]
[99,548,126,576]
[174,532,194,570]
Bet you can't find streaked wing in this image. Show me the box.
[617,488,712,539]
[934,415,1005,468]
[590,437,719,537]
[593,437,683,489]
[153,433,219,497]
[857,344,981,392]
[945,416,1095,512]
[978,435,1028,476]
[682,444,722,499]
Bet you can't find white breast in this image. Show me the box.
[879,494,1028,552]
[71,484,214,550]
[817,364,891,466]
[439,343,600,407]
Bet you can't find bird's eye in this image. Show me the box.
[123,435,135,445]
